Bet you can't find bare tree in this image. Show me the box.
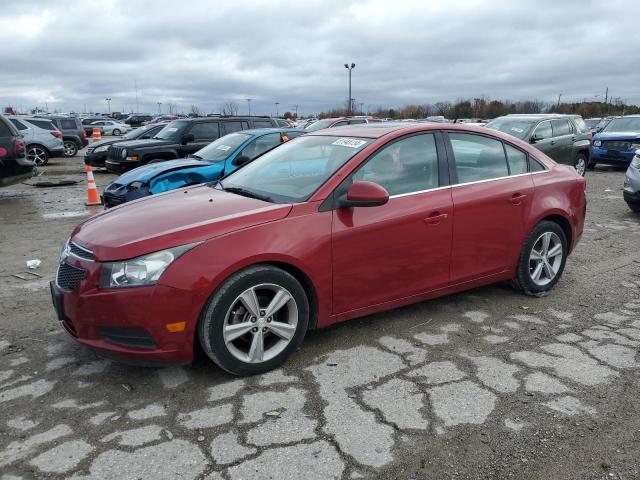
[190,105,203,117]
[221,101,239,116]
[166,101,177,115]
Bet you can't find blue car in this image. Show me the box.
[591,115,640,168]
[103,128,305,207]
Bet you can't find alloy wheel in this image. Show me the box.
[528,231,563,286]
[27,147,47,165]
[575,156,586,176]
[64,141,77,157]
[222,283,298,364]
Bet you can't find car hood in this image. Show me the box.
[87,138,125,149]
[593,132,640,141]
[113,138,176,149]
[114,158,212,184]
[71,185,292,261]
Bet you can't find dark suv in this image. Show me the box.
[485,114,591,175]
[0,114,34,187]
[124,114,154,127]
[45,116,89,157]
[105,116,279,173]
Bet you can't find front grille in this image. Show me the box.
[69,241,94,260]
[86,147,95,154]
[109,146,123,162]
[56,263,86,291]
[602,141,631,150]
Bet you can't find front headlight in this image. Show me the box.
[99,243,199,289]
[631,153,640,169]
[121,149,127,159]
[95,145,110,153]
[593,140,602,147]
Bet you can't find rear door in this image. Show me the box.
[331,132,453,314]
[550,119,573,165]
[446,131,534,283]
[182,121,220,155]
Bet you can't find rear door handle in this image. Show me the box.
[424,212,448,225]
[509,193,527,205]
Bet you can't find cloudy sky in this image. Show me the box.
[0,0,638,116]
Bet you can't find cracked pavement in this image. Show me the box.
[1,154,640,479]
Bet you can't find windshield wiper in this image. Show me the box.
[222,186,273,202]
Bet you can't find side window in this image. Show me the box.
[60,119,77,129]
[572,117,587,133]
[241,133,282,160]
[332,121,349,127]
[505,144,528,175]
[353,133,439,196]
[449,132,509,183]
[276,119,289,127]
[10,119,28,130]
[551,119,571,136]
[532,121,552,141]
[28,120,56,130]
[0,119,11,136]
[286,131,304,139]
[223,122,244,134]
[189,122,220,141]
[530,157,546,172]
[252,120,274,128]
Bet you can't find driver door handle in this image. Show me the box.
[425,212,448,225]
[509,193,527,205]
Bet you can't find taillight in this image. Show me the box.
[81,130,87,138]
[51,130,63,138]
[587,132,592,141]
[14,139,25,158]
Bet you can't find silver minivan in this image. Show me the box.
[7,116,65,165]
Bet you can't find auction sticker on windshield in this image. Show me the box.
[216,145,231,151]
[511,127,524,133]
[332,138,368,148]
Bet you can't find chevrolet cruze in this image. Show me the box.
[51,124,587,375]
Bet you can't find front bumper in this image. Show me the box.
[50,255,202,364]
[105,158,141,173]
[84,151,108,167]
[590,147,635,166]
[103,183,150,208]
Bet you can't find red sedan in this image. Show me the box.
[51,124,586,375]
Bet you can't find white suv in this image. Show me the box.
[7,116,65,165]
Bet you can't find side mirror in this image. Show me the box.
[338,181,389,208]
[530,134,541,144]
[181,133,195,145]
[232,155,251,167]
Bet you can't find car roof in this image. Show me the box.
[504,114,581,120]
[238,127,306,136]
[306,122,497,139]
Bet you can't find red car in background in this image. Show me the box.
[51,123,586,375]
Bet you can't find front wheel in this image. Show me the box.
[574,153,588,176]
[112,129,121,136]
[198,265,309,376]
[513,221,568,296]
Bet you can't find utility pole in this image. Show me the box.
[274,102,280,117]
[105,98,112,115]
[605,87,608,104]
[359,102,364,115]
[344,63,355,115]
[293,104,299,117]
[157,102,162,114]
[246,98,252,116]
[556,93,562,108]
[134,80,139,113]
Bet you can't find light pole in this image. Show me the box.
[105,98,112,115]
[292,104,299,117]
[246,98,252,116]
[359,102,364,115]
[344,63,355,115]
[275,102,280,117]
[157,102,162,114]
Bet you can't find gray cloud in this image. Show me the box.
[0,0,638,115]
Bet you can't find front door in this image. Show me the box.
[446,132,534,283]
[181,122,220,155]
[550,119,574,165]
[331,132,453,314]
[530,120,559,161]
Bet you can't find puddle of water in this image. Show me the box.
[42,211,90,219]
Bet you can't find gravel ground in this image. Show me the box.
[0,149,639,480]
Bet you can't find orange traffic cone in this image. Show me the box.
[85,165,102,206]
[92,127,102,141]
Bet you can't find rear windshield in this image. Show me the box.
[305,119,334,131]
[27,119,56,131]
[603,117,640,133]
[485,118,535,140]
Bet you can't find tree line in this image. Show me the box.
[316,98,640,120]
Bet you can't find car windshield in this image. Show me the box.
[195,133,251,161]
[485,118,535,140]
[305,119,334,131]
[603,117,640,133]
[124,125,151,140]
[584,119,600,128]
[217,135,371,204]
[153,120,188,140]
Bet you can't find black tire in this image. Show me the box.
[63,140,78,157]
[627,203,640,213]
[112,129,121,136]
[574,153,588,176]
[513,221,568,296]
[198,265,309,376]
[27,145,49,165]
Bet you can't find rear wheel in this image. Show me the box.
[198,265,309,376]
[112,129,121,136]
[27,146,49,165]
[513,221,568,296]
[574,153,588,176]
[63,140,78,157]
